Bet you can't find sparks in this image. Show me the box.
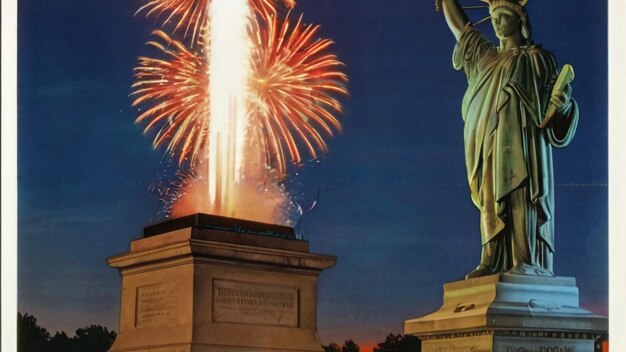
[249,14,348,175]
[135,0,296,44]
[131,30,209,166]
[149,167,199,216]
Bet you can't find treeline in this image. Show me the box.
[18,312,116,352]
[18,311,420,352]
[324,334,421,352]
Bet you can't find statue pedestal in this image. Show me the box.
[108,214,336,352]
[404,274,607,352]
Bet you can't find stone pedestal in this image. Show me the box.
[108,214,336,352]
[404,274,607,352]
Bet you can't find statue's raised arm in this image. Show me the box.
[437,0,470,40]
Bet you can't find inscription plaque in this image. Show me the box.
[494,336,591,352]
[213,280,298,327]
[135,283,178,327]
[423,334,491,352]
[428,344,486,352]
[424,335,593,352]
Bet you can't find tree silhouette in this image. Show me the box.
[48,331,73,352]
[324,343,342,352]
[18,312,51,352]
[342,340,360,352]
[17,312,116,352]
[373,333,420,352]
[74,325,117,352]
[323,340,360,352]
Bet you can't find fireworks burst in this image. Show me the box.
[135,0,296,44]
[133,17,347,174]
[132,0,348,222]
[249,14,348,175]
[254,0,297,18]
[131,30,209,166]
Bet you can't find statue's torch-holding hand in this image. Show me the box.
[550,84,573,113]
[541,64,575,128]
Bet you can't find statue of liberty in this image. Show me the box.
[438,0,579,278]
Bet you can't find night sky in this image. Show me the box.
[18,0,608,349]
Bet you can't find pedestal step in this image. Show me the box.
[404,274,607,352]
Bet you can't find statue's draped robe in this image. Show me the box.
[453,26,578,266]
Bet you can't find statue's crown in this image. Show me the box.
[480,0,527,17]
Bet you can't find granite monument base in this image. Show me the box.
[404,274,607,352]
[108,214,336,352]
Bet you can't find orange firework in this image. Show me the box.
[254,0,297,18]
[135,0,296,44]
[132,17,347,173]
[249,14,348,175]
[131,30,209,166]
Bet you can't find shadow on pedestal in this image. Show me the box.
[108,214,336,352]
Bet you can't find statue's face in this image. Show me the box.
[491,7,521,40]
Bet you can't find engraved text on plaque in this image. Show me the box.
[135,283,178,327]
[213,280,298,327]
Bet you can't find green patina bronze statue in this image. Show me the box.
[438,0,579,278]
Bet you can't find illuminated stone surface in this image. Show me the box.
[108,214,336,352]
[404,274,607,352]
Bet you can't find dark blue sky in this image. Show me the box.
[18,0,608,348]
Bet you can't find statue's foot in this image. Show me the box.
[465,264,495,279]
[507,263,554,277]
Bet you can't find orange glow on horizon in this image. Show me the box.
[359,343,376,352]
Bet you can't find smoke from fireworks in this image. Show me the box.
[132,0,347,224]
